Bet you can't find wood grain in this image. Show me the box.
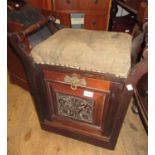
[8,76,147,155]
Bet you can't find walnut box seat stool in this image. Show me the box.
[9,17,147,150]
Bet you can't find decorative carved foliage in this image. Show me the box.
[56,93,94,123]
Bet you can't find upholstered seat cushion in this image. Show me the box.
[31,28,132,78]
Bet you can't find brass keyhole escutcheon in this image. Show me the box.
[70,81,77,90]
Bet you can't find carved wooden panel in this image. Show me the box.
[56,92,94,123]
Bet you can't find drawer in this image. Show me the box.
[84,15,108,30]
[53,0,78,11]
[43,70,111,129]
[52,0,110,11]
[77,0,105,10]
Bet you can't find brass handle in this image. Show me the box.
[65,0,71,4]
[64,74,87,90]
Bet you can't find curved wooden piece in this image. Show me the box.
[131,21,148,67]
[9,32,51,122]
[19,15,60,37]
[108,0,119,30]
[109,58,148,147]
[22,17,50,36]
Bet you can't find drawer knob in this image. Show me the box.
[92,20,97,25]
[64,73,87,90]
[93,0,98,4]
[65,0,71,4]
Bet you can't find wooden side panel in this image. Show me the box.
[7,21,28,89]
[7,21,24,32]
[8,45,27,82]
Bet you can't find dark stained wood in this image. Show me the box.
[47,82,108,126]
[7,5,58,90]
[132,19,148,132]
[109,0,148,33]
[27,0,51,10]
[7,21,24,32]
[43,70,111,91]
[137,1,148,23]
[7,43,29,90]
[52,0,110,11]
[21,17,50,36]
[41,64,126,84]
[109,57,147,147]
[51,0,112,30]
[41,121,113,149]
[134,73,148,132]
[54,12,71,27]
[9,19,148,149]
[9,33,48,122]
[84,14,107,30]
[115,0,143,14]
[28,0,112,30]
[7,15,28,89]
[110,14,136,33]
[101,83,122,136]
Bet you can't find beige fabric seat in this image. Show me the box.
[31,28,132,78]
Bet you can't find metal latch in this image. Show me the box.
[64,73,87,90]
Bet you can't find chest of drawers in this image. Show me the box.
[52,0,112,30]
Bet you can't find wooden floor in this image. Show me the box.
[8,79,148,155]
